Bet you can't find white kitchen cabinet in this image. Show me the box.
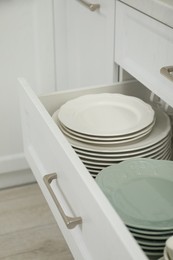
[19,78,149,260]
[53,0,118,90]
[0,0,55,180]
[18,0,173,259]
[114,1,173,107]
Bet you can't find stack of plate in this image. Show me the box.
[95,158,173,259]
[52,93,172,177]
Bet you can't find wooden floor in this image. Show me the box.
[0,183,74,260]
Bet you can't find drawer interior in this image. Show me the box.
[40,80,153,117]
[40,79,173,170]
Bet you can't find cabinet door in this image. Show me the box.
[19,79,148,260]
[53,0,118,90]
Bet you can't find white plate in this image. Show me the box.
[137,238,165,247]
[73,134,171,156]
[139,244,164,251]
[128,226,173,236]
[52,109,155,141]
[58,93,155,136]
[79,146,172,166]
[76,141,171,162]
[84,163,104,170]
[85,167,101,173]
[64,110,171,153]
[144,250,164,257]
[131,231,172,240]
[84,154,172,177]
[60,123,153,145]
[96,158,173,230]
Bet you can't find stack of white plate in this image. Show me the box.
[95,158,173,260]
[52,93,172,177]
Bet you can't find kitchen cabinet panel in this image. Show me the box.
[53,0,118,90]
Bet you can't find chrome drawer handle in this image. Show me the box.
[43,173,82,229]
[160,66,173,82]
[77,0,100,11]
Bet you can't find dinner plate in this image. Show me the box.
[59,122,153,145]
[144,250,163,257]
[58,93,155,136]
[82,150,172,176]
[139,244,164,251]
[76,141,171,162]
[96,158,173,230]
[62,120,156,141]
[81,151,171,174]
[79,146,171,166]
[137,238,166,247]
[131,231,172,240]
[128,226,173,236]
[64,110,171,153]
[52,109,156,141]
[86,168,101,174]
[90,174,97,178]
[73,133,171,156]
[84,163,104,170]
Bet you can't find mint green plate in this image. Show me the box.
[96,158,173,230]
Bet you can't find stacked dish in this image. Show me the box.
[95,158,173,259]
[52,93,172,177]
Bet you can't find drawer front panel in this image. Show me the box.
[115,1,173,107]
[19,79,148,260]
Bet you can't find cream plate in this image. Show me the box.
[60,123,153,145]
[144,250,163,257]
[74,134,171,156]
[63,110,171,153]
[96,158,173,230]
[128,226,173,235]
[137,237,165,247]
[131,231,172,240]
[52,109,155,141]
[58,93,155,136]
[76,141,171,161]
[79,146,172,166]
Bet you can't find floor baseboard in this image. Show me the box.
[0,153,28,174]
[0,168,36,190]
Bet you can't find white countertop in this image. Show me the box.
[120,0,173,28]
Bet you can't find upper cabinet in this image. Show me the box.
[114,1,173,107]
[53,0,118,90]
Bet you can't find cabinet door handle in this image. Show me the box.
[43,173,82,229]
[77,0,100,11]
[160,66,173,82]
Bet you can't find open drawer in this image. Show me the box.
[19,79,153,260]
